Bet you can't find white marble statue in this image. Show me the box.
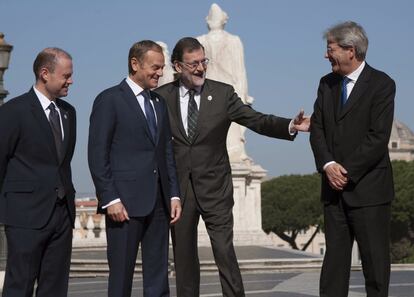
[197,3,253,163]
[156,41,175,87]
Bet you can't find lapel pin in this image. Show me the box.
[156,97,159,102]
[207,95,213,101]
[63,114,68,119]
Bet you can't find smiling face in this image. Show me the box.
[130,49,165,90]
[41,56,73,99]
[174,48,207,89]
[325,41,355,76]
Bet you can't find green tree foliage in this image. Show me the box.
[390,160,414,262]
[262,173,322,250]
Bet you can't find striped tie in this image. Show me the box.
[187,89,198,142]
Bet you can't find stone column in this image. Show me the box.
[198,161,273,246]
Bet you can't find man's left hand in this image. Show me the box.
[170,199,182,225]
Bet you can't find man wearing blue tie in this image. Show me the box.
[88,40,182,297]
[310,22,396,297]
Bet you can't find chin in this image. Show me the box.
[193,77,205,87]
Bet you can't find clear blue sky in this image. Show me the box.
[1,0,412,196]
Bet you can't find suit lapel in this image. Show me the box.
[169,81,191,143]
[119,80,155,145]
[192,80,214,143]
[332,75,342,121]
[28,89,59,163]
[338,64,372,121]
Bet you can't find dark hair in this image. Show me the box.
[171,37,204,65]
[33,47,72,80]
[128,40,163,74]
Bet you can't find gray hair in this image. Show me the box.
[323,21,368,61]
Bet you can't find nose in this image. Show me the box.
[67,77,73,84]
[324,51,329,59]
[195,62,205,71]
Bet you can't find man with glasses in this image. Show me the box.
[155,37,310,297]
[310,21,395,297]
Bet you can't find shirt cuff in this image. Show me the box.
[323,161,336,171]
[171,197,180,201]
[288,119,296,135]
[102,198,121,209]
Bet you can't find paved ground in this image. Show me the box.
[68,270,414,297]
[71,245,319,261]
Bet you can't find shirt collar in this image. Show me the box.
[346,61,365,82]
[179,82,202,98]
[33,86,57,111]
[126,76,144,96]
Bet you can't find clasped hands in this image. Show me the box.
[325,163,348,191]
[106,199,182,224]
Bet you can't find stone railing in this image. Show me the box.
[73,200,106,247]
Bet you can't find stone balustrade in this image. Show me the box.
[73,199,106,247]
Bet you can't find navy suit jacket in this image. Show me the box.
[0,88,76,228]
[88,80,179,216]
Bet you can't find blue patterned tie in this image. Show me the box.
[341,76,351,106]
[142,90,157,141]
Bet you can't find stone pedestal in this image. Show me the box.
[198,162,274,246]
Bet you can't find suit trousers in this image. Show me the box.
[2,199,72,297]
[106,188,170,297]
[171,179,245,297]
[320,196,391,297]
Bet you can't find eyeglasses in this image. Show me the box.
[179,58,210,70]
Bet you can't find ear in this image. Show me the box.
[348,47,356,60]
[130,57,141,72]
[173,61,183,73]
[39,67,50,83]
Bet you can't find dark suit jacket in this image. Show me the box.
[88,80,180,216]
[310,63,396,207]
[155,79,294,212]
[0,88,77,228]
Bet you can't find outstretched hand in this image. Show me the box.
[292,109,311,132]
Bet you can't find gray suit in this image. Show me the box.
[155,78,294,297]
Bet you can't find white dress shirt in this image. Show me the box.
[323,61,366,171]
[33,86,64,139]
[125,76,157,123]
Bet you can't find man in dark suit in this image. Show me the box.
[0,48,76,297]
[310,21,395,297]
[155,37,310,297]
[88,40,181,297]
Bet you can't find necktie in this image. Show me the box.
[187,89,198,142]
[47,102,66,198]
[48,102,63,161]
[341,76,351,106]
[142,90,157,141]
